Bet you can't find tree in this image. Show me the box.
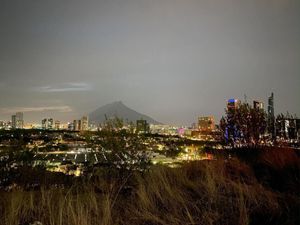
[95,117,150,171]
[220,103,267,147]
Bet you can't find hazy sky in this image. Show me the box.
[0,0,299,125]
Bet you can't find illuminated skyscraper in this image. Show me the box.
[0,121,4,129]
[11,115,16,129]
[297,119,300,141]
[227,99,241,112]
[68,122,74,131]
[42,118,54,130]
[268,93,274,117]
[81,116,89,131]
[72,116,89,131]
[73,120,81,131]
[41,119,47,129]
[225,99,241,142]
[55,120,60,130]
[16,112,24,129]
[268,93,275,138]
[11,112,24,129]
[253,100,264,110]
[198,116,215,132]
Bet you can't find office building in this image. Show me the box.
[55,120,60,130]
[16,112,24,129]
[268,93,275,138]
[198,116,215,132]
[225,99,241,142]
[73,120,81,131]
[0,121,5,129]
[42,118,54,130]
[68,122,74,131]
[276,115,298,140]
[11,112,24,129]
[297,119,300,140]
[81,116,89,131]
[71,116,89,131]
[227,99,241,112]
[253,100,264,110]
[11,115,16,129]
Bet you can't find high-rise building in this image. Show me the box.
[68,122,74,131]
[41,119,46,129]
[198,116,215,132]
[11,115,16,129]
[225,99,241,142]
[11,112,24,129]
[276,116,298,140]
[0,121,5,129]
[268,93,275,138]
[55,120,60,130]
[16,112,24,129]
[253,100,264,110]
[73,120,81,131]
[72,116,89,131]
[296,119,300,141]
[268,93,274,117]
[227,99,241,112]
[42,118,54,130]
[81,116,89,131]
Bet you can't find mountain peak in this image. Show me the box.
[89,101,160,125]
[114,101,125,106]
[112,101,123,104]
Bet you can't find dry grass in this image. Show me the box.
[258,147,299,170]
[0,158,298,225]
[129,161,280,225]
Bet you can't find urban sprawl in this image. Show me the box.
[0,93,299,178]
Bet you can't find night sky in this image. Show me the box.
[0,0,299,125]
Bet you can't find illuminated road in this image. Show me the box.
[34,148,108,164]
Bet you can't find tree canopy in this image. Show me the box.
[220,103,267,147]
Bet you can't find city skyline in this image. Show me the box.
[0,0,299,125]
[0,95,298,127]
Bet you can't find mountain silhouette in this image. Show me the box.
[89,101,160,124]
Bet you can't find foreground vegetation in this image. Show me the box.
[0,147,299,225]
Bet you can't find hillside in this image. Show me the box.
[89,101,160,124]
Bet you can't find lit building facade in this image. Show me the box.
[71,116,89,131]
[11,115,16,129]
[73,120,81,131]
[268,93,275,138]
[42,118,54,130]
[227,99,241,112]
[68,122,74,131]
[198,116,215,132]
[276,115,298,140]
[297,119,300,141]
[253,100,264,110]
[225,99,241,143]
[150,125,179,135]
[55,120,60,130]
[11,112,24,129]
[0,121,5,129]
[81,116,89,131]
